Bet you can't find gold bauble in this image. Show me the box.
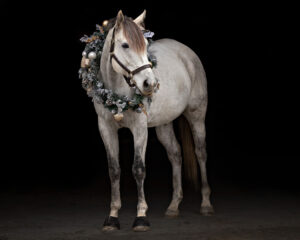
[84,58,91,67]
[81,56,87,68]
[102,20,108,27]
[113,113,124,122]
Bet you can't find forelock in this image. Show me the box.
[121,17,146,53]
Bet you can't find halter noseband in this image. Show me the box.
[109,28,153,88]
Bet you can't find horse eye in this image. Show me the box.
[122,43,129,49]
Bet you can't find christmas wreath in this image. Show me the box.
[78,21,157,119]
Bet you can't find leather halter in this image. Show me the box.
[109,28,152,87]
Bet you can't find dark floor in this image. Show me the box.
[1,182,300,240]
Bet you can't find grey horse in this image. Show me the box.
[85,10,214,232]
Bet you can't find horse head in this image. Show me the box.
[110,10,157,96]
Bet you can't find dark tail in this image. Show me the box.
[178,115,199,190]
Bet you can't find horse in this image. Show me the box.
[84,10,214,232]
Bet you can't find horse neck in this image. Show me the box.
[100,29,133,97]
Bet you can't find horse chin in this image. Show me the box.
[141,90,153,97]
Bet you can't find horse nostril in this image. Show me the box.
[143,79,150,89]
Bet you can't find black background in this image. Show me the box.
[1,1,299,193]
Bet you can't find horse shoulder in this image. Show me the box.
[151,38,207,92]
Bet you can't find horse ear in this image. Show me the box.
[134,10,146,29]
[115,10,124,28]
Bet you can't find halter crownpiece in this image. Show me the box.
[79,19,158,121]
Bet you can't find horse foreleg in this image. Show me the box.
[156,123,183,217]
[97,117,121,231]
[130,126,150,231]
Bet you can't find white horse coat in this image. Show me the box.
[89,10,213,232]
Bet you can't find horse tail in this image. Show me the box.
[178,115,199,190]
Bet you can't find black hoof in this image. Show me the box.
[102,216,120,232]
[132,216,150,232]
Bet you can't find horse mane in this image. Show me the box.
[105,16,146,54]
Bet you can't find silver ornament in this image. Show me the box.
[136,107,142,113]
[88,51,96,60]
[120,103,126,109]
[82,51,87,57]
[96,82,103,88]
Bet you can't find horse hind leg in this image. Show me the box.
[156,122,183,217]
[183,98,214,215]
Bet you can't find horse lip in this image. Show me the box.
[142,90,153,97]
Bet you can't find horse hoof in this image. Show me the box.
[132,216,150,232]
[165,209,179,218]
[102,216,120,232]
[200,205,214,216]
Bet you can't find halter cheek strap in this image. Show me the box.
[109,28,152,88]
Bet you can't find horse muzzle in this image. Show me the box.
[140,77,160,96]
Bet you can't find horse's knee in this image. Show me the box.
[108,157,120,181]
[132,156,146,181]
[109,166,120,181]
[195,139,207,161]
[132,165,146,180]
[167,143,182,164]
